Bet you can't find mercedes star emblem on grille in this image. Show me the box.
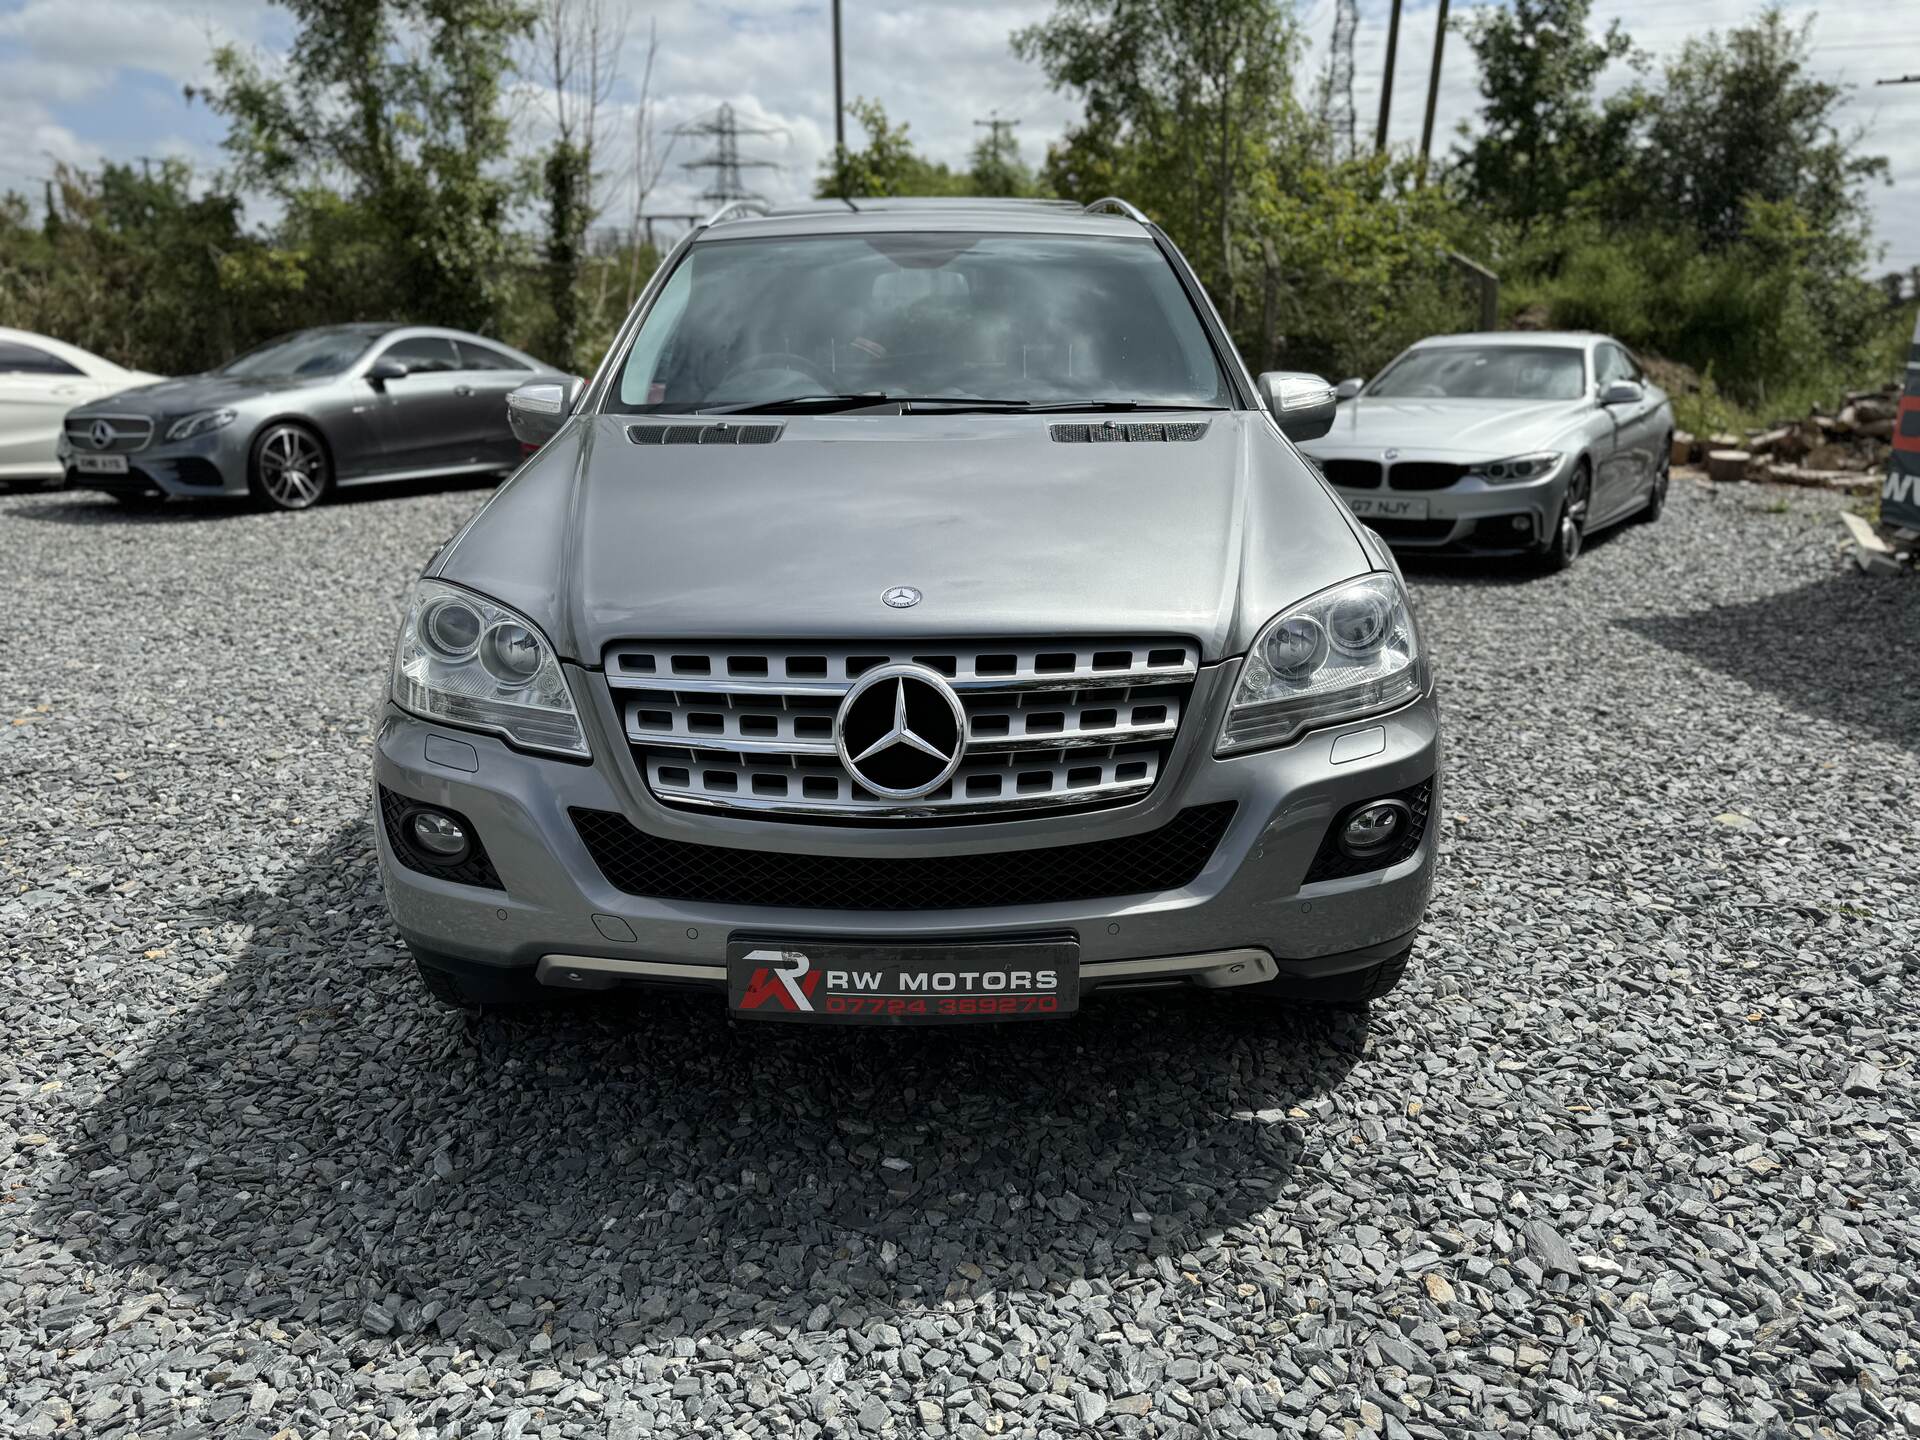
[882,585,922,609]
[90,420,114,450]
[834,663,966,800]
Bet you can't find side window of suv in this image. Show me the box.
[380,336,460,374]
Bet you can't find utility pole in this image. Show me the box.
[832,0,845,151]
[1417,0,1450,185]
[974,115,1021,149]
[1375,0,1404,153]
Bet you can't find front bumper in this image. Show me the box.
[63,427,251,498]
[372,662,1441,1000]
[1310,457,1568,554]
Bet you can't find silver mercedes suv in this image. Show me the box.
[373,197,1440,1023]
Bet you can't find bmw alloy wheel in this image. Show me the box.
[253,424,330,511]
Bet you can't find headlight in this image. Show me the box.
[1218,574,1425,754]
[166,408,237,441]
[391,579,588,757]
[1476,452,1562,483]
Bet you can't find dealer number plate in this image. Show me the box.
[727,936,1079,1024]
[1341,493,1429,520]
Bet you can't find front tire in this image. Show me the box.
[1639,442,1670,524]
[1536,461,1590,573]
[249,422,331,511]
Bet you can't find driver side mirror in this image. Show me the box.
[1258,371,1337,442]
[366,355,409,389]
[1334,377,1364,401]
[1601,380,1644,407]
[507,375,586,447]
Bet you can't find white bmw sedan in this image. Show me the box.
[1300,331,1673,570]
[0,328,160,491]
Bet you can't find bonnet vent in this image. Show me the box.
[1050,421,1210,443]
[626,422,784,446]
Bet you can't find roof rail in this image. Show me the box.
[1083,196,1150,224]
[701,199,771,228]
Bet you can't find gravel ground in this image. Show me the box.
[2,473,1917,1440]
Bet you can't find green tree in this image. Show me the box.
[1626,8,1886,264]
[0,160,267,374]
[815,99,967,199]
[968,122,1033,197]
[1015,0,1303,326]
[194,0,533,331]
[1453,0,1638,230]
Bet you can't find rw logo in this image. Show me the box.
[737,949,821,1012]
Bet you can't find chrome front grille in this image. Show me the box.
[605,639,1200,820]
[63,415,154,454]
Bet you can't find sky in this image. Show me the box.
[0,0,1914,270]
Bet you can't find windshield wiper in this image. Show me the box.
[696,393,897,415]
[1014,400,1227,414]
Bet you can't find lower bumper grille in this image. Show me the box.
[570,802,1236,911]
[1303,779,1431,883]
[1358,517,1456,542]
[379,785,504,890]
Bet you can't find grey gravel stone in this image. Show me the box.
[1,478,1917,1440]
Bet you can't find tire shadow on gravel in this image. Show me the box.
[1620,570,1920,753]
[34,819,1364,1354]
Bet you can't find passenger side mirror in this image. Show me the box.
[1334,377,1365,401]
[1258,371,1338,442]
[507,375,586,447]
[1601,380,1643,407]
[366,355,409,389]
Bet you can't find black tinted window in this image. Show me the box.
[612,233,1230,412]
[456,340,527,371]
[382,337,460,374]
[0,340,82,376]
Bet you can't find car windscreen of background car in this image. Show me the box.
[1368,347,1586,401]
[613,233,1231,411]
[220,330,375,380]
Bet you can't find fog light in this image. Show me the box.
[1340,799,1410,857]
[409,810,471,862]
[1511,515,1531,531]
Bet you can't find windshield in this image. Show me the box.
[221,330,376,379]
[610,233,1231,412]
[1369,346,1587,401]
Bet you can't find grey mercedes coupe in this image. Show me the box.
[1300,332,1674,569]
[59,324,558,510]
